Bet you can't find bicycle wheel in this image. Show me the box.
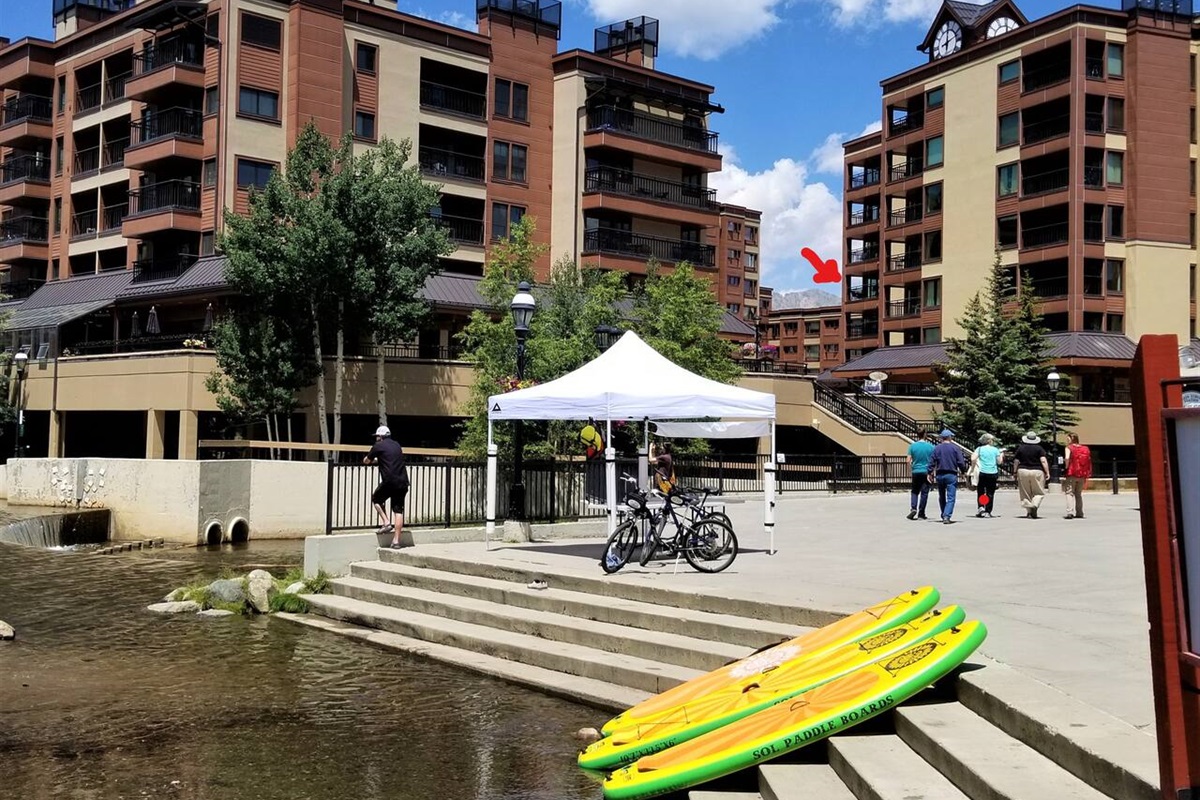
[638,514,668,567]
[684,519,738,573]
[600,519,641,574]
[697,511,732,529]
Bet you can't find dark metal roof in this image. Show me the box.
[832,331,1139,374]
[832,343,948,373]
[117,255,231,301]
[1044,331,1137,361]
[420,271,486,309]
[946,0,1006,26]
[19,269,133,310]
[7,299,114,332]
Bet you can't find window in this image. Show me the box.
[202,158,216,187]
[1107,43,1124,78]
[805,321,821,336]
[997,163,1018,197]
[1193,108,1197,145]
[55,136,63,175]
[492,141,527,182]
[1106,151,1124,186]
[200,231,215,256]
[356,42,377,74]
[1193,160,1196,196]
[924,230,942,261]
[783,345,797,355]
[491,202,525,241]
[999,61,1020,84]
[1192,264,1196,302]
[241,13,282,50]
[727,220,742,236]
[998,112,1019,147]
[745,227,758,243]
[727,275,741,287]
[236,158,274,189]
[784,322,798,334]
[354,110,376,140]
[923,278,941,308]
[727,248,740,261]
[1106,259,1124,294]
[1107,205,1125,239]
[923,327,941,344]
[1193,213,1197,248]
[998,214,1018,248]
[205,85,219,115]
[1193,54,1196,90]
[238,87,279,119]
[1107,97,1124,131]
[804,345,820,361]
[728,303,741,314]
[56,76,66,113]
[494,79,529,122]
[1106,313,1124,333]
[53,197,61,232]
[925,86,944,108]
[925,135,943,168]
[924,182,943,214]
[746,252,758,269]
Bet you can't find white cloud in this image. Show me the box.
[710,145,842,292]
[582,0,789,60]
[436,10,473,29]
[830,0,938,26]
[808,120,881,175]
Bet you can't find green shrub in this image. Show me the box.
[302,569,332,595]
[269,592,310,613]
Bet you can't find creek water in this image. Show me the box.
[0,537,605,800]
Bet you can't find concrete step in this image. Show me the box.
[955,660,1158,800]
[896,701,1113,800]
[275,611,650,713]
[303,592,703,695]
[350,559,809,650]
[378,548,845,627]
[330,574,751,672]
[758,763,857,800]
[828,734,970,800]
[690,793,762,800]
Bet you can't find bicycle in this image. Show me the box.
[599,475,658,574]
[637,484,739,573]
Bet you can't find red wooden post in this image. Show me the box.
[1130,334,1200,800]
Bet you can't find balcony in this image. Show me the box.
[582,228,716,266]
[103,203,127,233]
[436,214,485,246]
[847,247,880,265]
[75,145,101,176]
[886,298,922,318]
[1084,219,1104,242]
[1023,115,1070,146]
[1084,111,1104,134]
[0,95,53,148]
[889,160,922,182]
[846,321,880,339]
[102,137,129,170]
[1083,165,1102,189]
[123,179,202,237]
[848,209,880,227]
[419,81,487,120]
[71,209,100,240]
[586,106,719,155]
[0,278,46,300]
[1022,63,1071,93]
[1021,221,1069,249]
[584,166,717,211]
[888,205,923,227]
[0,154,52,206]
[887,252,922,272]
[126,108,205,168]
[1022,168,1069,197]
[127,41,205,101]
[889,112,924,136]
[132,254,199,284]
[419,146,485,183]
[0,216,50,260]
[846,287,879,303]
[849,169,881,190]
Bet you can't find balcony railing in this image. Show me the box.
[128,179,201,215]
[132,254,198,283]
[71,209,99,239]
[1084,111,1104,134]
[587,106,719,154]
[0,154,51,184]
[0,278,45,300]
[888,205,923,227]
[133,40,204,75]
[75,145,100,175]
[103,203,127,231]
[849,169,881,189]
[1084,219,1104,242]
[582,228,716,266]
[76,82,102,114]
[437,214,484,246]
[584,166,717,210]
[0,216,50,244]
[889,160,922,182]
[848,209,880,227]
[846,321,880,339]
[1022,168,1069,196]
[889,112,923,135]
[1027,279,1070,299]
[886,298,922,318]
[847,247,879,265]
[1021,221,1070,248]
[1023,115,1071,145]
[1022,63,1071,92]
[105,71,130,104]
[130,107,204,146]
[1085,57,1104,79]
[1,95,53,126]
[419,146,485,183]
[419,81,486,119]
[1083,165,1102,188]
[888,252,922,272]
[1084,276,1104,296]
[102,137,128,169]
[846,288,879,303]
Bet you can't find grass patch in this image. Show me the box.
[269,592,310,614]
[209,599,250,615]
[302,570,332,595]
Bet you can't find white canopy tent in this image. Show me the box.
[485,331,780,553]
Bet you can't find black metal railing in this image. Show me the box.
[889,160,922,182]
[356,342,467,360]
[1022,221,1070,248]
[889,112,923,135]
[886,298,922,318]
[102,203,127,232]
[131,254,197,283]
[128,179,201,215]
[69,333,197,355]
[133,40,204,75]
[76,82,102,114]
[848,208,880,227]
[850,169,881,189]
[582,228,716,266]
[848,247,879,265]
[0,216,50,244]
[846,287,878,303]
[851,391,924,439]
[1083,165,1102,188]
[437,214,484,246]
[1022,168,1069,196]
[1023,115,1071,145]
[71,209,99,239]
[888,252,922,272]
[102,137,128,168]
[419,81,487,119]
[736,359,809,375]
[475,0,562,29]
[1,94,53,126]
[1084,275,1104,296]
[130,107,204,146]
[0,278,45,300]
[587,106,719,154]
[1022,63,1071,92]
[1028,278,1070,299]
[814,384,890,432]
[888,205,923,226]
[105,71,130,103]
[1085,57,1104,79]
[1084,219,1104,242]
[1084,111,1104,133]
[0,154,51,184]
[419,146,485,183]
[845,321,879,339]
[74,145,100,175]
[584,166,717,210]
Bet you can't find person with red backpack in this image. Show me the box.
[1063,433,1093,519]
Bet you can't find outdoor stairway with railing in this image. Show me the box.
[286,549,1159,800]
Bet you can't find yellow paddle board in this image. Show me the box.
[599,586,939,736]
[603,620,987,800]
[579,604,964,770]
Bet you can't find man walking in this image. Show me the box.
[906,429,935,520]
[930,429,967,524]
[1062,433,1092,519]
[1014,431,1050,519]
[363,425,410,549]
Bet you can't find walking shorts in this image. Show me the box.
[372,482,409,513]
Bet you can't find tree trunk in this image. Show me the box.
[375,333,387,427]
[310,301,330,460]
[333,298,345,446]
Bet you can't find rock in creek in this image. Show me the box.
[207,578,247,604]
[246,569,276,614]
[163,588,187,602]
[0,620,14,640]
[574,727,602,743]
[147,601,201,614]
[283,581,306,595]
[197,609,236,618]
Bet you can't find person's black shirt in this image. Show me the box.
[1014,443,1047,471]
[369,438,409,486]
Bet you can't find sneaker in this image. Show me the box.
[917,514,928,520]
[984,512,993,518]
[1030,509,1039,519]
[975,510,984,518]
[527,580,548,590]
[907,510,917,520]
[1064,514,1075,520]
[943,519,956,525]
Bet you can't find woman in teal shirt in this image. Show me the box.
[972,433,1002,517]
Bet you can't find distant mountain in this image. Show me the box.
[771,288,841,310]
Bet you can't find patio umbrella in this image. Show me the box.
[147,306,160,335]
[130,310,140,338]
[202,302,213,332]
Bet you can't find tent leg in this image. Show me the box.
[639,418,649,490]
[485,422,497,551]
[606,418,616,535]
[765,420,777,555]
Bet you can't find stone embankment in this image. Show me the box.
[148,568,329,617]
[0,620,13,640]
[95,538,166,555]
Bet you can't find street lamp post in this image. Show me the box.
[508,282,536,521]
[1047,370,1061,483]
[12,350,28,458]
[594,324,620,353]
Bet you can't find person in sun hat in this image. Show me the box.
[1013,431,1050,519]
[972,433,1003,518]
[363,424,410,548]
[929,428,967,525]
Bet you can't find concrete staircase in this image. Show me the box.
[286,549,1159,800]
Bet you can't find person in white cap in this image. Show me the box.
[363,425,409,548]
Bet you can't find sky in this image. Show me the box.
[0,0,1094,291]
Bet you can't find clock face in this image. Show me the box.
[932,20,963,59]
[986,16,1019,38]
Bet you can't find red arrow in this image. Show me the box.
[801,247,841,284]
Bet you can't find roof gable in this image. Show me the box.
[918,0,1028,54]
